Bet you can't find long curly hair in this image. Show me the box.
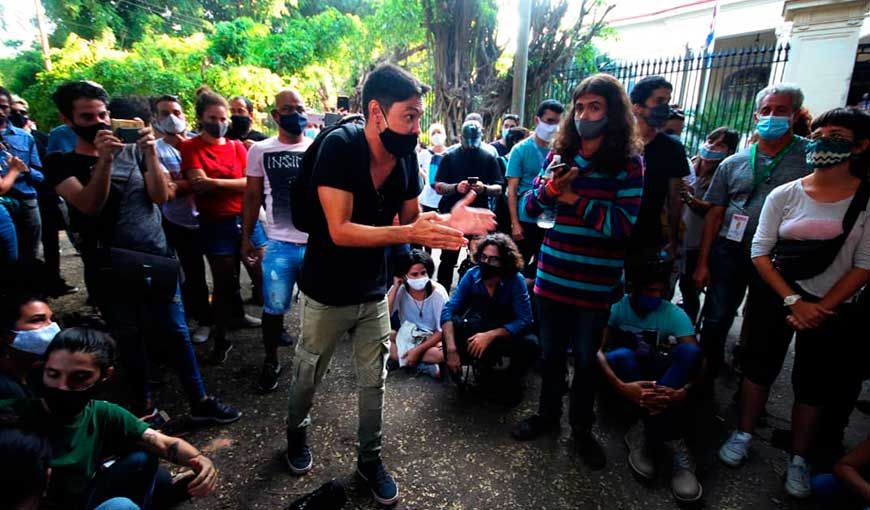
[553,73,642,173]
[475,233,524,276]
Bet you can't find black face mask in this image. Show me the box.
[9,111,29,129]
[228,115,251,139]
[378,107,418,158]
[41,384,98,419]
[71,122,111,145]
[202,121,228,139]
[479,262,501,280]
[278,112,307,136]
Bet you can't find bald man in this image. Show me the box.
[242,89,314,393]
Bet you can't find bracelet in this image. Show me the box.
[545,181,562,196]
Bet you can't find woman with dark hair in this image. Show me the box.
[181,90,266,364]
[678,126,740,322]
[721,107,870,498]
[0,294,58,399]
[0,328,219,510]
[512,73,645,470]
[441,233,538,405]
[0,428,56,510]
[386,249,448,378]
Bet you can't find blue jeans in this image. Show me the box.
[537,297,610,431]
[262,240,306,315]
[605,343,703,444]
[199,216,266,256]
[698,238,755,378]
[0,205,17,264]
[95,278,207,408]
[85,452,157,510]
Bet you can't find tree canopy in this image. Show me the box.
[0,0,610,134]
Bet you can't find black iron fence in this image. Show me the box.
[524,44,790,154]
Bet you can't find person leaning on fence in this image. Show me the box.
[597,255,704,503]
[441,233,538,406]
[511,73,644,471]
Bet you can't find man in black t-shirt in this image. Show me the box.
[228,95,268,147]
[628,76,690,262]
[434,120,503,290]
[42,83,240,426]
[285,64,495,506]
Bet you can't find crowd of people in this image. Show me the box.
[0,60,868,509]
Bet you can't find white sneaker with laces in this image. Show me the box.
[785,455,812,499]
[718,430,752,467]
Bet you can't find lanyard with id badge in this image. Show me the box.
[726,139,798,243]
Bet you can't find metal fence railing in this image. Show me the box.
[522,44,790,153]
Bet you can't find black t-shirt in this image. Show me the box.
[631,133,689,247]
[43,147,170,257]
[298,126,422,306]
[491,140,509,158]
[229,129,268,142]
[434,146,504,212]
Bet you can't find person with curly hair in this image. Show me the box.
[441,233,538,405]
[512,73,645,471]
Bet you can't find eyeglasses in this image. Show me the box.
[478,254,502,265]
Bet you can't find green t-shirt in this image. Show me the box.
[0,398,149,504]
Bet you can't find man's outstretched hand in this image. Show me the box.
[444,191,496,235]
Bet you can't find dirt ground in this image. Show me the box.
[50,236,869,510]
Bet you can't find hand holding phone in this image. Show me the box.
[111,118,145,144]
[467,176,479,185]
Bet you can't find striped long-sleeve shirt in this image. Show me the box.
[525,151,645,310]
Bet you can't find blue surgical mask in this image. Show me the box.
[11,322,61,356]
[756,115,791,140]
[303,128,318,139]
[698,143,728,161]
[502,127,511,140]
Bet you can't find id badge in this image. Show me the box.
[726,214,749,242]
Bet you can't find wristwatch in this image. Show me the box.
[783,294,802,307]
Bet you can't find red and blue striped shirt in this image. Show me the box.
[525,151,645,310]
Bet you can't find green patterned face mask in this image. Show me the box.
[806,136,853,169]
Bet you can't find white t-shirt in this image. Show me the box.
[752,179,870,301]
[246,136,313,243]
[394,283,449,332]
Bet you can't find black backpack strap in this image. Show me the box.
[841,178,870,239]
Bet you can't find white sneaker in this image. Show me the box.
[192,324,211,344]
[718,430,752,467]
[785,456,812,499]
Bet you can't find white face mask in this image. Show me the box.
[431,133,446,146]
[535,122,559,142]
[156,114,187,135]
[11,322,61,356]
[406,276,430,291]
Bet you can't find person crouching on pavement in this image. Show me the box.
[441,233,539,406]
[386,249,449,378]
[597,256,704,503]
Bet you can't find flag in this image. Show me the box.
[704,0,719,52]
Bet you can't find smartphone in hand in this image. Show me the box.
[111,118,145,144]
[467,176,479,185]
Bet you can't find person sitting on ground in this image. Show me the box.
[386,250,448,378]
[0,294,59,399]
[812,436,870,510]
[441,233,539,405]
[597,256,704,503]
[456,235,482,282]
[44,84,240,425]
[0,327,219,510]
